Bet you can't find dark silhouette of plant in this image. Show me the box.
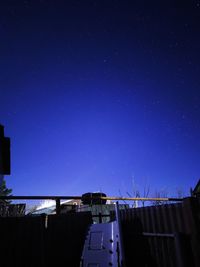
[0,179,12,204]
[126,178,150,207]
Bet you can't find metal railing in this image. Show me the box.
[0,195,183,215]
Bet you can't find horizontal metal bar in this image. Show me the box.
[143,232,175,238]
[101,196,183,202]
[92,214,110,217]
[0,196,82,200]
[0,195,183,201]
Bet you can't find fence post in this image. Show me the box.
[98,212,102,223]
[182,197,200,267]
[56,198,61,215]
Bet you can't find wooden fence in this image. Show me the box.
[0,197,199,267]
[0,212,92,267]
[118,197,200,267]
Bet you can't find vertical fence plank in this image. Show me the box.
[182,198,200,267]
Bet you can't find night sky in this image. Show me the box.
[0,1,200,197]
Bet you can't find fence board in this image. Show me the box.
[45,212,92,267]
[119,197,200,267]
[0,212,92,267]
[0,216,46,267]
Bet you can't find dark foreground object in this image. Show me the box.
[0,212,92,267]
[81,192,107,205]
[0,197,199,267]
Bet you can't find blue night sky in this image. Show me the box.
[0,1,200,197]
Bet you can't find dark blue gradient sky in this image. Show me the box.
[1,1,200,197]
